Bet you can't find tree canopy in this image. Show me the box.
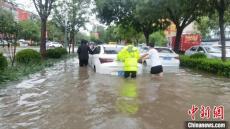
[95,0,169,45]
[18,20,40,41]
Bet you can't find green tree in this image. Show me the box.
[112,24,142,45]
[18,20,40,42]
[0,8,15,41]
[207,0,230,61]
[53,0,90,53]
[75,32,90,44]
[47,20,64,41]
[104,26,120,43]
[163,0,205,53]
[150,31,167,47]
[0,8,21,66]
[196,16,219,40]
[95,0,169,45]
[92,25,107,42]
[32,0,56,58]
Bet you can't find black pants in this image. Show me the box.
[79,59,88,67]
[124,71,136,78]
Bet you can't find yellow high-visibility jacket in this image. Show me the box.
[117,45,140,71]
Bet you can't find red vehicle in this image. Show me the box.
[170,34,201,53]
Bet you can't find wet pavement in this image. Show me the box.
[0,58,230,129]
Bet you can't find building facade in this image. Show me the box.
[1,1,38,21]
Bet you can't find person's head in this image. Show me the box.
[149,43,155,48]
[125,39,132,46]
[81,39,88,45]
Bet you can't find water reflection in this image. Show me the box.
[116,80,139,115]
[0,58,230,129]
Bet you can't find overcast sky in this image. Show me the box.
[14,0,103,35]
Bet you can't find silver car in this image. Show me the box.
[185,45,230,58]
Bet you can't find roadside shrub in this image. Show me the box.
[180,55,230,77]
[16,49,41,65]
[0,53,8,71]
[55,47,68,55]
[46,49,61,58]
[190,53,207,59]
[46,47,67,59]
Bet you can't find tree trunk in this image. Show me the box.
[71,30,75,53]
[144,31,150,46]
[40,19,47,58]
[218,1,226,61]
[68,37,71,54]
[174,27,183,53]
[12,35,17,66]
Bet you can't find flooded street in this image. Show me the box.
[0,58,230,129]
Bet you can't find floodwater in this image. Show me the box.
[0,58,230,129]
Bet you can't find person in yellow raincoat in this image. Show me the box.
[117,42,140,78]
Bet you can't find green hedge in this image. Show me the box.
[0,53,8,71]
[55,47,68,55]
[180,55,230,77]
[16,49,41,65]
[190,53,207,59]
[46,47,67,59]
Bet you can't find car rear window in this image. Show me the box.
[104,46,123,54]
[155,48,173,53]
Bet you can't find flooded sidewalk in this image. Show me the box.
[0,58,230,129]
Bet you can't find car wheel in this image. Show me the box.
[93,66,96,72]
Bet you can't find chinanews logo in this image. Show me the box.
[185,105,228,129]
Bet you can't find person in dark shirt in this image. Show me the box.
[77,40,91,67]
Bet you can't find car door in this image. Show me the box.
[88,50,93,67]
[91,46,101,68]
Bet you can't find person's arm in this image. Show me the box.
[141,53,148,60]
[88,46,93,54]
[117,48,125,62]
[77,46,80,55]
[140,50,151,62]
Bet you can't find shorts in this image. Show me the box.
[150,65,163,74]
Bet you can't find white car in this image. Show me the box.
[142,47,180,67]
[141,47,180,73]
[46,41,63,48]
[0,40,8,46]
[88,44,143,76]
[185,45,230,58]
[18,39,29,47]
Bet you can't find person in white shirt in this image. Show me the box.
[141,43,163,77]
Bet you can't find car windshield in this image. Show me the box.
[155,48,173,53]
[104,46,124,54]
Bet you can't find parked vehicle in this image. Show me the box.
[0,40,7,46]
[142,47,180,67]
[18,39,29,47]
[46,41,63,48]
[88,44,143,76]
[185,45,230,58]
[138,46,149,54]
[170,34,201,53]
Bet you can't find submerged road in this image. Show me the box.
[0,58,230,129]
